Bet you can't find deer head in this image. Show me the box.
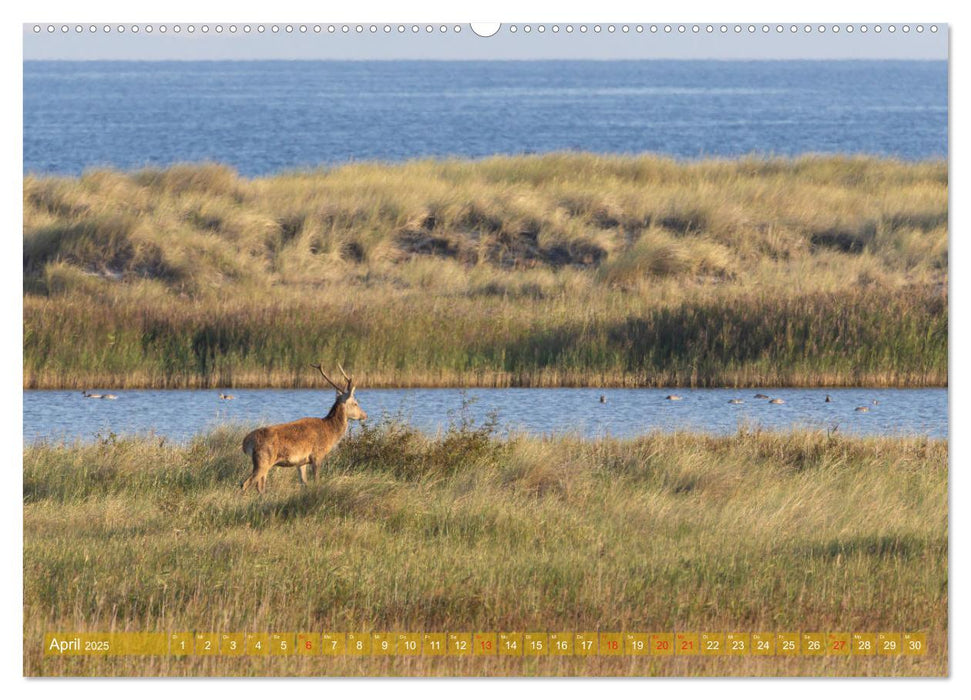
[311,363,368,421]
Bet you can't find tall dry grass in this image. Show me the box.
[23,154,947,388]
[24,422,947,676]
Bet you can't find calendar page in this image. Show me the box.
[22,18,948,679]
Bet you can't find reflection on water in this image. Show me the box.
[24,388,947,444]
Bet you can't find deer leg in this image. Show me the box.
[310,460,319,482]
[249,453,272,495]
[242,453,263,492]
[298,464,309,486]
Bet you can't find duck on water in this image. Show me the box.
[82,390,117,400]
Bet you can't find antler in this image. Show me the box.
[337,363,355,393]
[311,363,345,393]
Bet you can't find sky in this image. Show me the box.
[23,23,949,61]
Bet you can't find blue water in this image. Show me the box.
[23,388,947,444]
[23,60,947,175]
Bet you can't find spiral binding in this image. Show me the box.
[30,23,940,36]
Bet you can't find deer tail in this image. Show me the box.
[242,432,256,458]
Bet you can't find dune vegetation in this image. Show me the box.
[24,418,947,677]
[22,155,949,678]
[23,154,947,388]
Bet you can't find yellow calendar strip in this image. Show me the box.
[44,633,167,656]
[423,633,446,656]
[575,632,598,656]
[903,633,927,656]
[398,633,422,656]
[524,632,548,655]
[221,633,245,656]
[625,633,650,655]
[246,632,269,655]
[499,633,523,656]
[473,633,497,656]
[43,632,930,657]
[726,633,749,656]
[195,632,219,656]
[346,633,371,656]
[676,632,699,655]
[269,633,292,656]
[752,632,774,655]
[296,632,319,656]
[878,632,902,655]
[802,633,825,656]
[599,633,623,656]
[651,632,675,655]
[372,633,395,656]
[852,632,876,655]
[549,632,572,655]
[447,632,472,656]
[170,632,192,655]
[321,633,345,655]
[700,632,724,656]
[777,632,800,656]
[827,633,851,656]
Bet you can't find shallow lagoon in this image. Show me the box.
[24,387,947,444]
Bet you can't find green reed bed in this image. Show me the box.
[24,285,946,388]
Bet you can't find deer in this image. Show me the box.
[240,363,367,494]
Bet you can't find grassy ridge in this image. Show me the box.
[24,423,947,676]
[23,154,948,388]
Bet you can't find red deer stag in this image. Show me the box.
[241,363,367,494]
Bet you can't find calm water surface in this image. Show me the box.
[23,388,947,444]
[24,60,947,174]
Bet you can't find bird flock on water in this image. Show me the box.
[82,390,237,401]
[596,392,880,413]
[81,389,881,416]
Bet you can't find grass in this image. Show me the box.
[24,420,948,677]
[22,153,947,389]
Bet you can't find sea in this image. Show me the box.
[23,60,947,175]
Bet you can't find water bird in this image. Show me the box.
[220,393,236,400]
[769,398,785,404]
[825,395,832,403]
[754,393,769,399]
[728,399,744,404]
[855,406,870,412]
[83,390,117,399]
[872,400,880,405]
[666,395,684,401]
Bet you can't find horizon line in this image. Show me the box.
[23,56,948,62]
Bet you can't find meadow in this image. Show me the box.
[23,419,947,677]
[23,154,947,389]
